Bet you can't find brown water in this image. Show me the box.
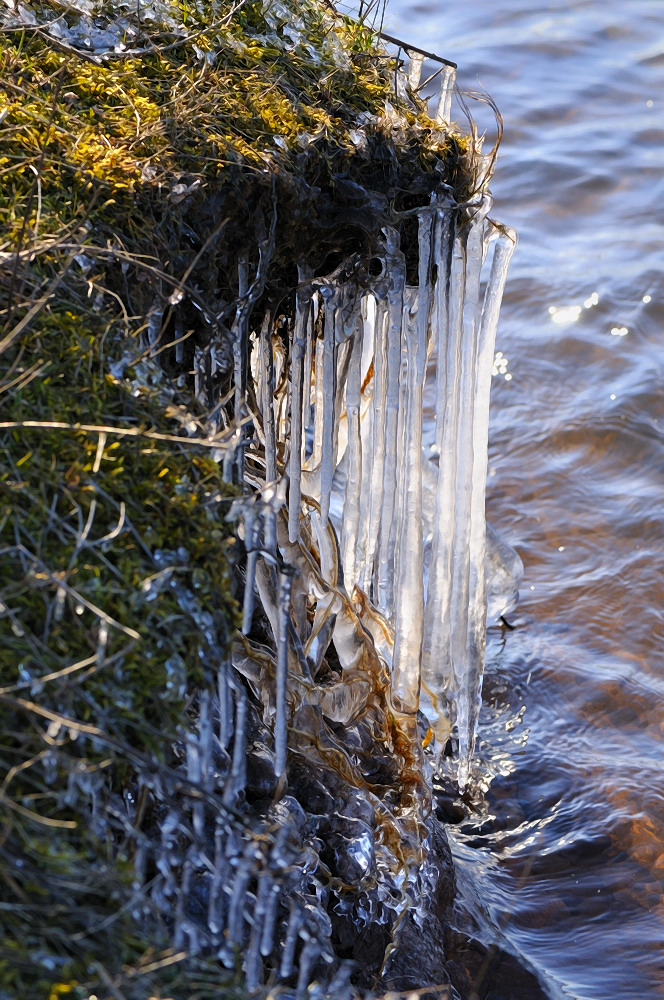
[381,1,664,996]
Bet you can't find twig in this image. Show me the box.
[0,418,242,449]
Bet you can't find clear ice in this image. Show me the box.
[206,188,518,986]
[240,199,516,789]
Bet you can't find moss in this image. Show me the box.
[0,274,241,996]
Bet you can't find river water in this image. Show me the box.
[370,1,664,997]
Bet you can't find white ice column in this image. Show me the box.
[377,228,406,618]
[421,207,464,726]
[390,212,434,715]
[288,266,312,543]
[457,222,517,786]
[341,313,363,592]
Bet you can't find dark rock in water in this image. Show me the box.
[445,930,551,1000]
[245,743,280,800]
[322,814,458,993]
[379,816,457,994]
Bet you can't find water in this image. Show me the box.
[375,1,664,996]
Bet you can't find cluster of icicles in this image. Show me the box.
[149,191,517,995]
[238,194,516,790]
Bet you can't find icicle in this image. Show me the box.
[242,503,259,634]
[223,687,247,806]
[445,201,491,790]
[361,299,387,597]
[194,345,206,401]
[377,228,406,616]
[226,855,253,951]
[457,221,517,787]
[275,567,294,779]
[208,817,229,936]
[296,937,321,1000]
[186,729,204,839]
[260,313,277,484]
[407,49,424,91]
[175,314,185,364]
[262,477,286,559]
[289,265,312,543]
[173,854,193,950]
[198,689,212,790]
[341,312,363,591]
[319,286,336,527]
[421,208,456,737]
[245,869,272,991]
[435,65,456,125]
[279,900,302,980]
[260,879,281,957]
[147,301,162,357]
[354,294,376,590]
[333,327,353,469]
[218,660,233,751]
[419,196,495,786]
[391,210,433,715]
[303,292,316,436]
[311,333,325,470]
[231,258,249,481]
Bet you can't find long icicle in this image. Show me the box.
[260,313,277,484]
[421,206,456,737]
[448,197,492,788]
[341,310,363,592]
[319,286,336,527]
[377,228,405,616]
[288,265,312,543]
[363,298,387,598]
[391,209,433,715]
[311,333,324,471]
[355,293,377,593]
[457,221,517,787]
[422,204,474,757]
[223,686,247,806]
[230,258,249,482]
[275,566,294,779]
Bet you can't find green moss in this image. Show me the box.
[0,277,241,996]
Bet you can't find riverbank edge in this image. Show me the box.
[0,3,479,997]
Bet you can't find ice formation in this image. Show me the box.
[240,198,516,784]
[211,186,517,986]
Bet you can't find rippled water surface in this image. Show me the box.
[383,1,663,996]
